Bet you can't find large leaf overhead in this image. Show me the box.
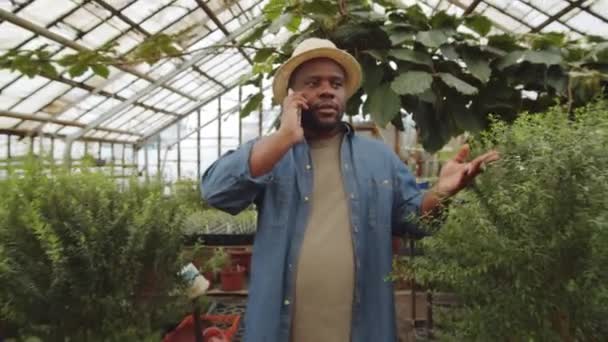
[389,49,433,67]
[497,50,563,70]
[391,71,433,95]
[438,73,478,95]
[235,2,607,152]
[461,50,492,83]
[368,83,402,127]
[416,29,450,48]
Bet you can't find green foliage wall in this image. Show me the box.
[240,0,608,151]
[0,159,187,341]
[404,101,608,340]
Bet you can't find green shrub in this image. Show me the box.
[0,158,187,341]
[407,101,608,340]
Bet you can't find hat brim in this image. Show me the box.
[272,47,362,104]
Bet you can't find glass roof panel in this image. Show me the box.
[0,22,35,49]
[62,6,107,32]
[19,0,78,27]
[0,117,22,128]
[568,10,608,36]
[121,0,173,24]
[140,5,189,34]
[11,81,71,114]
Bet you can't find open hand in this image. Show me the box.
[434,144,499,198]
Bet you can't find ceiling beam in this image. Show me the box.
[0,128,134,145]
[194,0,253,65]
[0,8,198,102]
[0,110,141,136]
[531,0,584,33]
[463,0,483,15]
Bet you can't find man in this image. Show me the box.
[201,38,498,341]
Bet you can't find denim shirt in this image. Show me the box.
[201,124,423,342]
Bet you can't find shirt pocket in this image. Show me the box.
[368,177,393,231]
[259,175,293,230]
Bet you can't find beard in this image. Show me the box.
[301,108,344,133]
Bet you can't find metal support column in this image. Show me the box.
[157,136,161,178]
[218,97,222,158]
[122,144,127,180]
[238,86,243,145]
[144,144,149,182]
[177,122,181,179]
[197,109,201,181]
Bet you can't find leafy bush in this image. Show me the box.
[405,101,608,340]
[0,158,188,341]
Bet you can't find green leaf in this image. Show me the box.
[287,14,302,32]
[488,34,521,52]
[430,11,461,30]
[464,15,492,37]
[160,43,180,56]
[461,50,491,83]
[416,30,450,48]
[239,23,270,45]
[388,31,413,46]
[391,71,433,95]
[91,64,110,78]
[440,44,459,61]
[404,5,428,30]
[530,32,565,50]
[253,48,275,63]
[497,50,563,70]
[263,0,286,21]
[368,83,401,127]
[364,50,387,61]
[39,63,58,78]
[302,0,338,16]
[389,49,433,67]
[68,63,89,78]
[240,93,264,118]
[438,73,478,95]
[268,13,293,34]
[362,63,384,93]
[346,92,363,116]
[58,54,79,67]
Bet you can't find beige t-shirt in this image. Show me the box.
[291,132,355,342]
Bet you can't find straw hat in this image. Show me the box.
[272,38,362,103]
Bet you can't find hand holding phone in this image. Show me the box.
[279,89,307,143]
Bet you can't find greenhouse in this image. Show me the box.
[0,0,607,341]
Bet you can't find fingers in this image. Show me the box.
[453,144,470,163]
[465,150,500,177]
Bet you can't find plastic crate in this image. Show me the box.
[163,314,241,342]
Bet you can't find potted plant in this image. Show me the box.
[203,248,229,288]
[220,265,246,292]
[404,101,608,340]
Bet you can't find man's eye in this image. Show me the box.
[332,81,343,88]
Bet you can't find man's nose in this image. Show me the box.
[318,81,335,98]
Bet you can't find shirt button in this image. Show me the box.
[383,179,389,185]
[350,193,355,199]
[284,299,290,306]
[304,196,309,202]
[344,163,349,170]
[306,164,311,170]
[353,225,358,233]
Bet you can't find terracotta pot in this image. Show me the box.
[227,247,252,274]
[220,265,245,291]
[392,237,402,255]
[202,271,215,288]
